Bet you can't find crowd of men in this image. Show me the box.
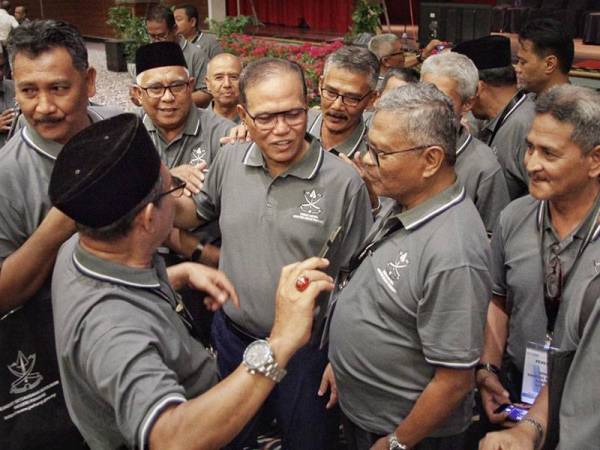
[0,6,599,450]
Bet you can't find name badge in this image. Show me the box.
[521,340,555,404]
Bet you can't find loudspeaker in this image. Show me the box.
[419,3,493,47]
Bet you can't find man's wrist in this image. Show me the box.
[520,417,544,450]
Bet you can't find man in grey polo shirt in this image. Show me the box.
[307,46,378,159]
[475,85,600,431]
[0,50,14,147]
[421,51,510,235]
[453,35,535,200]
[134,42,233,193]
[174,4,223,58]
[49,113,335,450]
[174,57,372,449]
[480,271,600,450]
[0,20,120,449]
[146,5,211,108]
[328,83,491,450]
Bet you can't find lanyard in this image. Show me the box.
[486,91,527,147]
[539,196,600,334]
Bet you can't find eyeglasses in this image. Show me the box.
[139,80,190,99]
[382,51,405,60]
[148,32,170,42]
[242,106,307,131]
[366,141,433,167]
[320,87,372,107]
[544,243,562,332]
[153,176,187,202]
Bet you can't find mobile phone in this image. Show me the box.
[318,226,343,259]
[494,403,530,422]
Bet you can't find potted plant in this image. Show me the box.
[106,5,149,74]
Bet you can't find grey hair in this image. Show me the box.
[535,84,600,154]
[420,52,478,101]
[368,33,400,58]
[323,46,380,90]
[376,82,458,165]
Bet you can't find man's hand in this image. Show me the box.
[171,162,207,196]
[477,370,510,424]
[270,258,334,356]
[318,363,338,409]
[220,123,251,145]
[479,426,536,450]
[181,262,239,311]
[0,107,15,133]
[339,153,380,209]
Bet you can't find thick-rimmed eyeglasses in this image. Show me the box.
[139,81,190,99]
[366,141,433,167]
[320,87,372,107]
[154,176,187,202]
[242,106,307,131]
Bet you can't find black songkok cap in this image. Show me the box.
[452,35,512,70]
[49,113,161,228]
[135,41,187,75]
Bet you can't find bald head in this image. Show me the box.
[206,53,242,110]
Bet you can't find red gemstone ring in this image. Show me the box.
[295,275,310,292]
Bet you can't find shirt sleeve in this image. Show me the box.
[475,168,511,236]
[79,323,187,450]
[490,218,507,297]
[418,265,491,368]
[0,193,26,263]
[194,146,228,222]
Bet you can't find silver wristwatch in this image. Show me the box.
[242,339,287,383]
[388,433,408,450]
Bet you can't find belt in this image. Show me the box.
[222,312,266,342]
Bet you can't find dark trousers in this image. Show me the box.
[342,414,466,450]
[212,310,338,450]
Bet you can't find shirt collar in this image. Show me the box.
[389,180,466,231]
[178,36,188,51]
[242,134,324,180]
[537,199,600,241]
[456,126,473,158]
[308,111,367,158]
[73,240,162,289]
[22,106,107,161]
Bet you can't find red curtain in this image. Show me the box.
[226,0,353,33]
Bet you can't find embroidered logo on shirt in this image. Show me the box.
[376,251,409,293]
[594,259,600,274]
[292,190,325,225]
[7,351,43,394]
[190,147,207,166]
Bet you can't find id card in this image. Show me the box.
[521,340,554,404]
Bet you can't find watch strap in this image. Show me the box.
[475,362,500,376]
[387,433,408,450]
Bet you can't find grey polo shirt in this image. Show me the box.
[192,32,223,59]
[52,236,218,450]
[307,108,368,158]
[490,195,600,372]
[556,273,600,450]
[211,102,241,124]
[454,128,511,234]
[0,78,14,147]
[477,92,535,200]
[180,37,209,91]
[194,136,373,336]
[329,181,491,437]
[142,106,233,169]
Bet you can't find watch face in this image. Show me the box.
[244,340,271,370]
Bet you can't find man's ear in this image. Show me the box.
[461,95,476,116]
[421,145,445,179]
[587,145,600,179]
[85,66,97,99]
[544,54,559,75]
[237,104,248,125]
[135,202,157,235]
